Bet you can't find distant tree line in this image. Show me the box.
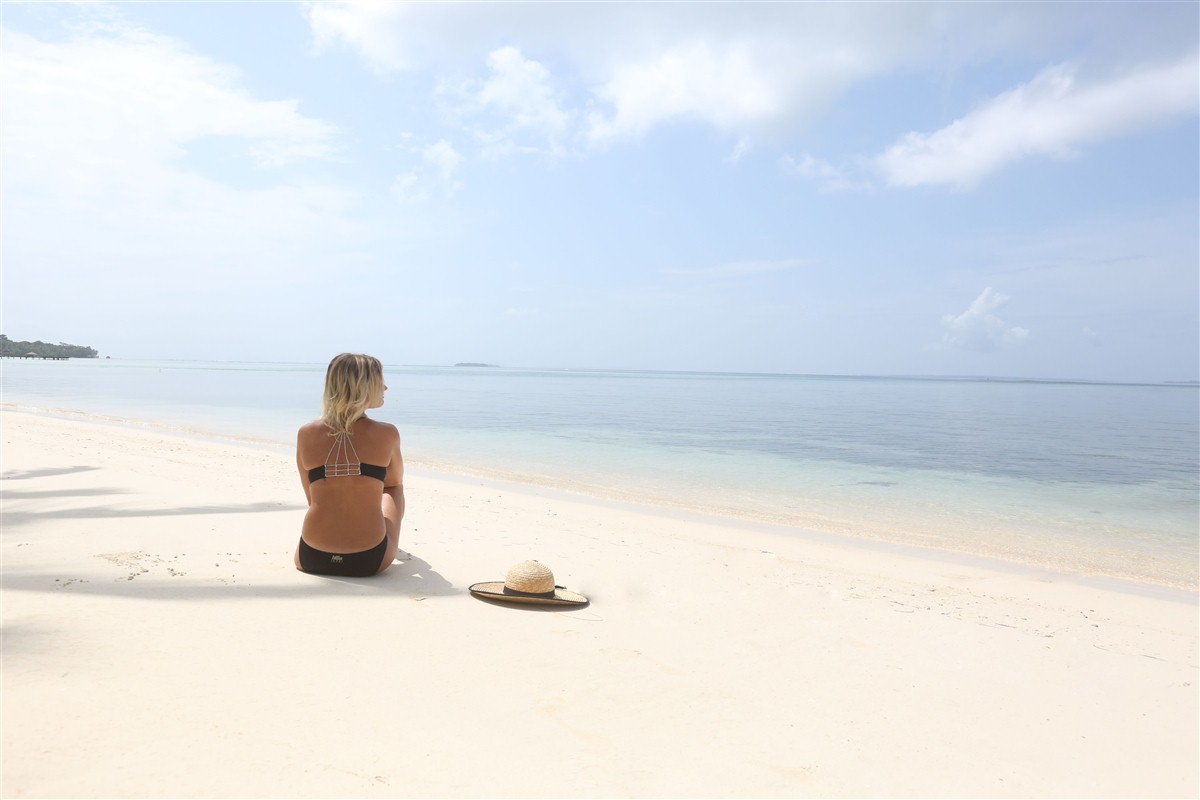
[0,335,99,358]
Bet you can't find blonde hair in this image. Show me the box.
[321,353,385,434]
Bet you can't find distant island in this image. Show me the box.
[0,334,98,359]
[454,362,497,368]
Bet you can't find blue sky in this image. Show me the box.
[3,1,1197,382]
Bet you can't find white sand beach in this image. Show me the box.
[2,410,1197,798]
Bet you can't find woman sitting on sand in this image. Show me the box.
[294,353,404,577]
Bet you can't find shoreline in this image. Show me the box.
[3,409,1197,797]
[6,403,1196,593]
[418,466,1198,604]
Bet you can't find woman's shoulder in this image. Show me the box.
[297,419,330,443]
[360,417,399,440]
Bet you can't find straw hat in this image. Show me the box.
[468,560,588,606]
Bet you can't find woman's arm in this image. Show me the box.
[296,430,313,505]
[384,484,405,526]
[384,425,404,524]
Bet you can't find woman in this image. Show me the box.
[294,353,404,576]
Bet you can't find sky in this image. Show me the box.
[2,1,1197,382]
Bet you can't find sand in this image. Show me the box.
[2,409,1197,799]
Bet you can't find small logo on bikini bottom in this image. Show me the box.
[331,555,344,564]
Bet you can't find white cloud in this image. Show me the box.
[2,22,357,297]
[779,152,863,192]
[465,46,570,158]
[305,2,944,148]
[3,27,337,178]
[388,140,464,203]
[304,1,1198,174]
[305,0,411,72]
[584,41,783,144]
[941,288,1030,351]
[780,153,838,179]
[727,136,753,163]
[876,54,1200,188]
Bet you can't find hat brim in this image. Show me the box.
[468,581,589,606]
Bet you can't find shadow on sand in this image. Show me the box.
[4,467,455,601]
[3,500,306,527]
[1,465,101,481]
[466,595,591,612]
[3,548,457,602]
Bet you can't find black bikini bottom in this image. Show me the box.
[298,535,389,577]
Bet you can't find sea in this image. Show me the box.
[3,358,1197,590]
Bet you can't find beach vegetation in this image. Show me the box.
[0,335,99,359]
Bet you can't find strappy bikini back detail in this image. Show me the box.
[307,431,388,483]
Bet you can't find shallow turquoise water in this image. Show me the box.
[4,358,1197,587]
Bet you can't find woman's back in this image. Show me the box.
[297,416,401,555]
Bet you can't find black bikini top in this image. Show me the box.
[308,432,388,483]
[307,462,388,483]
